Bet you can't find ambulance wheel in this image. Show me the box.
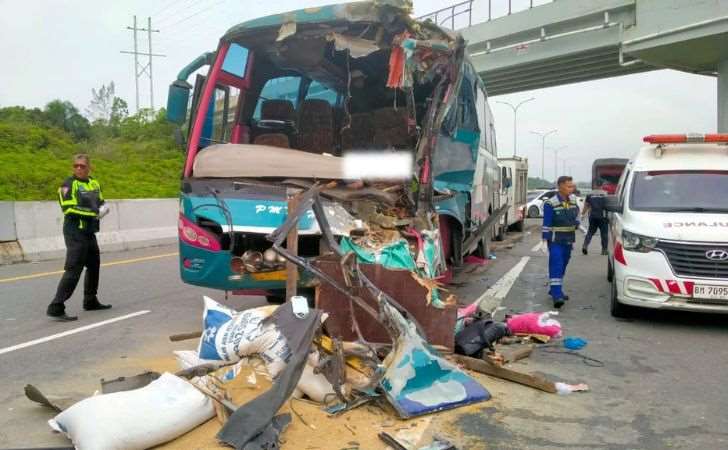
[610,276,630,318]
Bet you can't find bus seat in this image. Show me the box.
[341,112,374,151]
[298,99,334,154]
[261,99,296,123]
[373,107,412,148]
[253,133,290,148]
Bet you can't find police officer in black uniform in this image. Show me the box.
[581,184,610,256]
[47,154,111,321]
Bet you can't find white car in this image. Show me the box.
[526,189,584,218]
[605,134,728,317]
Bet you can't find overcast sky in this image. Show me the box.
[0,0,717,182]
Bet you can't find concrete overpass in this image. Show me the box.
[435,0,728,130]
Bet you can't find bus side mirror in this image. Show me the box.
[166,80,191,125]
[604,195,622,214]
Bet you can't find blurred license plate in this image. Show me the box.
[693,285,728,300]
[250,270,287,281]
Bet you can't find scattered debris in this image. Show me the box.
[216,302,323,449]
[379,431,408,450]
[454,319,510,358]
[555,382,590,395]
[451,354,558,394]
[563,336,588,350]
[496,344,534,364]
[100,371,159,394]
[506,312,562,338]
[24,385,81,413]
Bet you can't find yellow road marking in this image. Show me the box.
[0,252,178,284]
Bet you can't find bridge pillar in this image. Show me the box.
[718,59,728,132]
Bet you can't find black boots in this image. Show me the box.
[83,297,112,311]
[46,304,78,322]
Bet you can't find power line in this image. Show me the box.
[153,0,202,25]
[148,0,181,20]
[161,0,229,30]
[121,16,166,112]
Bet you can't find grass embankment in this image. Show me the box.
[0,109,184,201]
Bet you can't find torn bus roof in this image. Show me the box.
[221,0,455,52]
[223,1,415,40]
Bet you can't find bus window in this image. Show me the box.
[305,80,338,106]
[222,43,249,78]
[489,123,497,155]
[253,76,302,120]
[200,85,240,147]
[475,88,487,148]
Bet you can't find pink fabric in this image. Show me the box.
[457,302,479,319]
[437,267,453,285]
[506,312,562,338]
[464,255,488,266]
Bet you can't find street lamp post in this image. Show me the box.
[549,145,568,182]
[531,129,557,182]
[496,97,535,157]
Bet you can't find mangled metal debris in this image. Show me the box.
[266,184,489,418]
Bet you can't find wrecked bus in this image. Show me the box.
[166,1,501,302]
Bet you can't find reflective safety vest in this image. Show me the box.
[58,176,104,232]
[542,193,579,244]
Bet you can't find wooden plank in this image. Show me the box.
[452,354,557,394]
[169,331,202,342]
[497,344,534,364]
[285,194,300,301]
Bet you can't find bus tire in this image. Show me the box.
[451,225,464,267]
[495,214,507,241]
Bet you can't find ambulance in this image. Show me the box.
[605,134,728,317]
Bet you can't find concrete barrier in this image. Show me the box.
[3,199,178,264]
[0,201,16,242]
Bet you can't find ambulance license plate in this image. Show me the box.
[692,285,728,301]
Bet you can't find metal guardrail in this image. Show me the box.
[418,0,474,30]
[418,0,555,29]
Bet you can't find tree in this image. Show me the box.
[86,81,117,123]
[44,100,90,141]
[110,97,129,127]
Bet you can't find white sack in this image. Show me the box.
[197,296,291,377]
[48,372,214,450]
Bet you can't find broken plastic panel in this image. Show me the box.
[379,300,490,418]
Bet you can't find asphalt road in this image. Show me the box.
[2,222,728,449]
[450,220,728,450]
[0,244,267,448]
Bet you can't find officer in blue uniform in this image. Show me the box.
[542,176,580,308]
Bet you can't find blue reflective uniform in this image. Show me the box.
[542,193,580,301]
